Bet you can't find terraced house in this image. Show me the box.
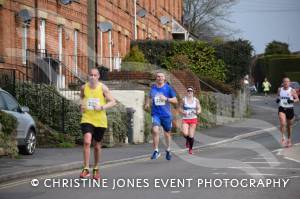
[0,0,188,89]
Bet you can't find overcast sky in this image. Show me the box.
[229,0,300,54]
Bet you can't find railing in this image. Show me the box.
[26,50,88,90]
[0,67,71,134]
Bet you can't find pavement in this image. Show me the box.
[0,94,300,186]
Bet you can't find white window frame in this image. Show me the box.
[22,24,28,65]
[73,29,78,74]
[39,19,46,54]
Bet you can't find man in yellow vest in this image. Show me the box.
[79,68,116,180]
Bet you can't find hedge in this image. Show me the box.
[285,72,300,83]
[253,55,300,92]
[0,111,18,157]
[131,40,227,81]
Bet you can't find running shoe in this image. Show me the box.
[165,150,172,161]
[92,168,100,180]
[151,150,161,160]
[79,168,90,178]
[188,149,193,155]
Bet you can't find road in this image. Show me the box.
[0,95,300,199]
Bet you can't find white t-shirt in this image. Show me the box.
[279,87,294,108]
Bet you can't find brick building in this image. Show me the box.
[0,0,187,88]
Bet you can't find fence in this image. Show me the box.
[26,50,87,89]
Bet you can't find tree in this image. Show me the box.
[183,0,237,41]
[265,40,291,55]
[213,39,254,87]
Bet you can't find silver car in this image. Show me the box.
[0,88,37,155]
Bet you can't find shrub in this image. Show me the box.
[197,92,217,128]
[168,54,190,70]
[0,111,18,158]
[0,111,17,135]
[106,103,128,143]
[123,46,147,63]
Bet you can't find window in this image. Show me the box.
[73,29,78,74]
[22,24,28,65]
[58,25,63,62]
[39,19,46,54]
[1,92,19,112]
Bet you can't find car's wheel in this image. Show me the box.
[19,129,36,155]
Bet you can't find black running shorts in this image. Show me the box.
[80,123,106,142]
[278,106,294,120]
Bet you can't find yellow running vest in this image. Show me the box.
[80,83,108,128]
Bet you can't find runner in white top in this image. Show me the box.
[276,77,299,147]
[180,86,201,154]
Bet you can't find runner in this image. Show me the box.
[262,78,271,97]
[79,68,116,180]
[180,86,201,154]
[276,77,299,147]
[145,72,178,160]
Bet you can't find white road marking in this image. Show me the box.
[171,190,181,194]
[242,162,284,164]
[212,172,227,175]
[252,157,278,160]
[228,166,300,171]
[284,157,300,163]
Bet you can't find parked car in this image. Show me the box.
[0,88,37,155]
[290,81,300,97]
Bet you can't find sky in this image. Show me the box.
[229,0,300,54]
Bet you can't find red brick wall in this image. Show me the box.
[0,0,183,75]
[171,70,201,97]
[0,0,88,70]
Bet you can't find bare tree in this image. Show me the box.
[183,0,238,40]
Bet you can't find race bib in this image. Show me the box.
[154,95,165,106]
[86,98,100,110]
[282,99,288,106]
[185,110,193,115]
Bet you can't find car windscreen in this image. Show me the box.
[0,92,20,112]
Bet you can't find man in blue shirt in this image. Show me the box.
[145,72,178,160]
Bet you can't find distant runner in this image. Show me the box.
[262,78,271,97]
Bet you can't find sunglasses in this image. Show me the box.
[187,90,193,92]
